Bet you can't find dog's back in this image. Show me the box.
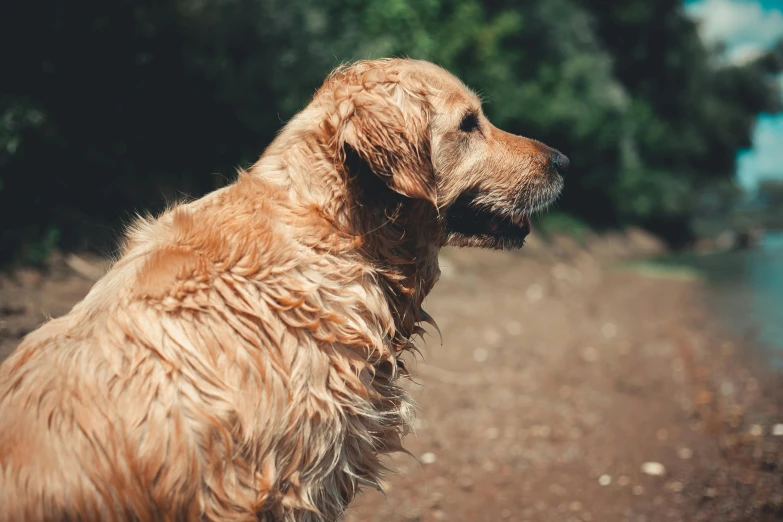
[0,191,242,520]
[0,296,209,521]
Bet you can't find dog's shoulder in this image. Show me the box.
[120,177,299,303]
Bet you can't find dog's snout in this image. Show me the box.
[551,151,570,176]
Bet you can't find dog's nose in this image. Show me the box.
[551,151,570,176]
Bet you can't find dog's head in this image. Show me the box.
[316,58,567,250]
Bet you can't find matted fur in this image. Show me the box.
[0,59,565,521]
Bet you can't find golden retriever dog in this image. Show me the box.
[0,58,567,521]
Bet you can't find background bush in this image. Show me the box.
[1,0,781,263]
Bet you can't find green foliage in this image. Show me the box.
[18,226,60,268]
[0,0,780,263]
[759,180,783,207]
[619,261,703,282]
[0,101,46,196]
[537,212,592,242]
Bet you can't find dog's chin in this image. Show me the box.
[445,202,530,250]
[444,182,562,250]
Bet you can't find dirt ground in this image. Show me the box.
[1,239,782,522]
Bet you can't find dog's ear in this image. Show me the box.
[325,72,437,207]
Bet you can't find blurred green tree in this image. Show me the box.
[0,0,780,262]
[759,180,783,208]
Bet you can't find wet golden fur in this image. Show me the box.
[0,59,564,521]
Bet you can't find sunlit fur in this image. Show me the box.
[0,58,562,521]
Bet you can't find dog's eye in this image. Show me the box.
[459,112,480,133]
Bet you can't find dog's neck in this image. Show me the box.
[250,120,442,352]
[348,184,442,346]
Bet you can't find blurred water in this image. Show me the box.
[661,232,783,369]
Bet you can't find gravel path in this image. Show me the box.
[1,245,781,522]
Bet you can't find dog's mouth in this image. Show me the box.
[445,194,531,249]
